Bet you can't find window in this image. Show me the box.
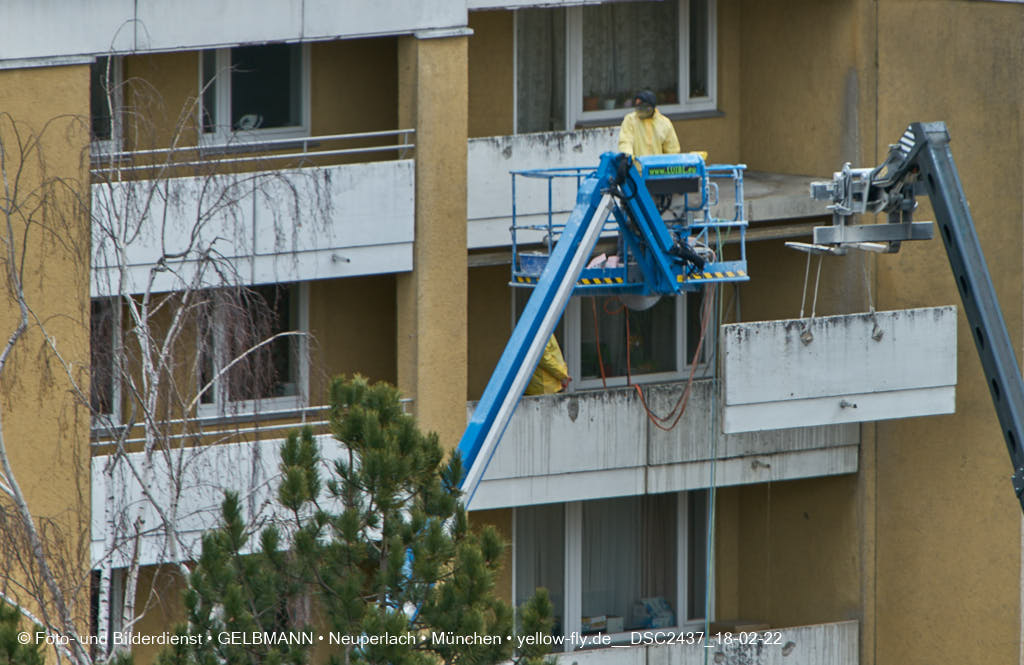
[90,298,121,425]
[200,44,310,141]
[514,291,707,391]
[90,56,122,151]
[516,0,716,133]
[514,491,709,648]
[199,283,309,415]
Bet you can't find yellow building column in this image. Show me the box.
[396,31,470,450]
[0,62,92,638]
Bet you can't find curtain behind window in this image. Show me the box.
[517,8,566,133]
[582,494,676,629]
[581,2,678,109]
[515,503,565,630]
[689,0,709,98]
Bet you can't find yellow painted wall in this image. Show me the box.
[738,0,870,175]
[128,567,188,665]
[123,51,202,149]
[311,38,398,137]
[676,0,742,164]
[307,275,397,402]
[715,478,860,629]
[310,38,400,163]
[870,3,1024,664]
[0,62,92,641]
[732,2,1024,663]
[396,34,469,450]
[740,237,870,324]
[730,478,859,626]
[713,487,741,621]
[471,508,514,604]
[469,11,515,138]
[468,265,513,400]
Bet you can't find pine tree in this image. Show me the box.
[161,375,554,665]
[0,603,43,665]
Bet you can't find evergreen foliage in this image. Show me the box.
[0,603,42,665]
[161,375,554,665]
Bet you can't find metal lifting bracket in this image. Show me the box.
[792,125,936,256]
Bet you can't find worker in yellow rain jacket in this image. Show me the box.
[617,90,681,157]
[525,335,570,395]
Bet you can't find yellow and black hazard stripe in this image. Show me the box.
[514,275,626,286]
[578,276,625,286]
[678,269,747,282]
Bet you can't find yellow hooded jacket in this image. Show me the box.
[525,335,570,395]
[617,109,681,156]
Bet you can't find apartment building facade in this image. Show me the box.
[0,1,1021,664]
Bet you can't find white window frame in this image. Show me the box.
[198,282,310,418]
[515,491,711,653]
[564,293,697,390]
[514,0,717,132]
[90,55,123,155]
[199,44,311,145]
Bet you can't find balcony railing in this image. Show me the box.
[91,129,415,176]
[90,398,414,448]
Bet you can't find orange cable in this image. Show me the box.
[633,285,716,431]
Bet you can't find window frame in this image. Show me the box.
[199,43,312,145]
[512,290,711,392]
[515,0,717,132]
[513,491,712,652]
[197,282,310,418]
[565,294,690,390]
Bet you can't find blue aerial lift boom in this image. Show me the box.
[457,151,748,503]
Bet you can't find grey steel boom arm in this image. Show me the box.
[811,122,1024,513]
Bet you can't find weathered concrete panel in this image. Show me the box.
[0,1,134,61]
[646,446,859,495]
[92,160,414,295]
[135,1,302,51]
[722,307,956,433]
[472,467,647,510]
[91,435,346,567]
[646,381,859,464]
[484,389,648,479]
[467,128,619,248]
[471,380,859,510]
[0,1,464,62]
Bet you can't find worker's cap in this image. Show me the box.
[633,90,657,108]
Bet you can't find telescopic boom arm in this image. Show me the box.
[809,121,1024,513]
